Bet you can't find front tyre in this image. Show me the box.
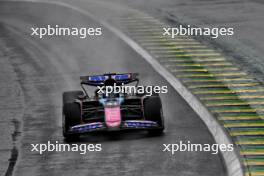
[143,95,164,135]
[63,103,81,141]
[62,91,83,141]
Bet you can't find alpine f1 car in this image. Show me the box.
[62,73,164,140]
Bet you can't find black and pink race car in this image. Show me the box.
[62,73,164,140]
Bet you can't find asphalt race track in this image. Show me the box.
[0,1,226,176]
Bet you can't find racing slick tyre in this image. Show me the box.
[62,91,83,141]
[143,95,164,135]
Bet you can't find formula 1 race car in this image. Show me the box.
[62,73,164,140]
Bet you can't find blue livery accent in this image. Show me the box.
[99,97,124,106]
[123,120,158,128]
[111,74,130,81]
[70,122,104,133]
[88,75,108,82]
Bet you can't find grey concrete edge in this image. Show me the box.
[7,0,245,175]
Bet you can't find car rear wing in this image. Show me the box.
[80,73,139,86]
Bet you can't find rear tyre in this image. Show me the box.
[143,95,164,135]
[62,91,83,141]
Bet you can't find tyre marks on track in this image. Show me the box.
[0,24,24,176]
